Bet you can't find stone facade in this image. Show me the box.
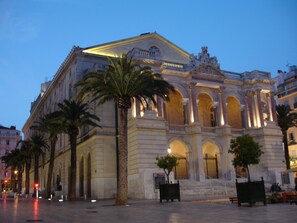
[23,32,286,199]
[0,125,22,190]
[274,65,297,176]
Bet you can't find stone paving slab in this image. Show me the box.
[0,197,296,223]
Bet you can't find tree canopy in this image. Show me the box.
[229,134,263,181]
[156,154,178,183]
[276,104,297,169]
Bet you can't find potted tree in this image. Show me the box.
[156,154,180,202]
[229,134,266,206]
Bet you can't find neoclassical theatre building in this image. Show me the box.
[23,33,286,199]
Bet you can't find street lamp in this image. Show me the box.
[167,147,171,154]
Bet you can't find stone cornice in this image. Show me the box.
[23,47,80,132]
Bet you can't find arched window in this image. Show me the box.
[149,46,160,57]
[165,91,185,127]
[198,93,213,127]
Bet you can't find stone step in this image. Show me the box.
[178,179,237,200]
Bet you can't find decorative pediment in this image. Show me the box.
[190,46,221,69]
[82,32,190,64]
[192,63,223,76]
[189,46,225,81]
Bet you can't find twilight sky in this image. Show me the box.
[0,0,296,134]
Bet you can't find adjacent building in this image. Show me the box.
[23,33,286,199]
[0,125,22,191]
[274,65,297,170]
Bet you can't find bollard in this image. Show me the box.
[84,194,87,200]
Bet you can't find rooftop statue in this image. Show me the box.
[189,46,220,69]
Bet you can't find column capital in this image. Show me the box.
[183,98,189,105]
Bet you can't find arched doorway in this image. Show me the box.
[198,93,215,127]
[202,142,220,179]
[226,96,242,128]
[165,91,185,127]
[87,153,91,198]
[79,157,84,197]
[169,140,189,179]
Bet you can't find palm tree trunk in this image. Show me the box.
[116,108,128,205]
[34,154,39,196]
[11,167,16,192]
[17,165,22,194]
[282,130,291,170]
[46,139,56,198]
[68,132,78,200]
[25,161,31,195]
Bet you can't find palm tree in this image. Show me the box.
[276,104,297,170]
[31,112,64,198]
[56,99,100,200]
[76,54,175,205]
[1,149,21,192]
[30,134,48,196]
[17,140,33,195]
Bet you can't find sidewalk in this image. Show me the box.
[0,197,296,223]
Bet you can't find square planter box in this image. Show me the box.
[236,177,266,206]
[159,182,181,203]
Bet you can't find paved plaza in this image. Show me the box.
[0,196,296,223]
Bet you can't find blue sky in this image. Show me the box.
[0,0,296,133]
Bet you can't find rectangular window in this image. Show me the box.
[6,140,9,145]
[289,133,294,141]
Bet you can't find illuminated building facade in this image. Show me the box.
[275,65,297,171]
[0,125,22,191]
[23,33,286,199]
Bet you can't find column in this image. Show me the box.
[252,90,260,127]
[219,87,227,126]
[214,101,219,127]
[183,98,189,124]
[269,92,277,122]
[191,87,199,123]
[244,92,250,128]
[256,89,264,127]
[157,96,163,118]
[246,90,254,127]
[241,105,247,129]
